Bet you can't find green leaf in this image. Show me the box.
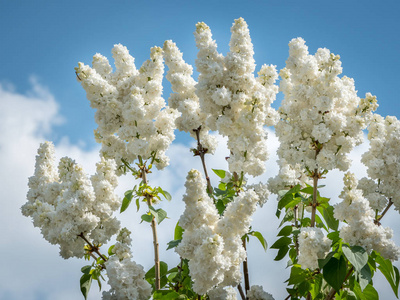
[342,245,368,273]
[212,169,226,178]
[357,263,372,291]
[327,231,341,246]
[298,280,312,296]
[300,186,314,194]
[120,190,133,213]
[318,251,336,270]
[157,187,172,201]
[288,265,308,285]
[315,214,328,231]
[274,245,290,261]
[149,206,168,224]
[145,261,169,280]
[321,206,339,231]
[270,236,291,249]
[301,217,311,227]
[108,245,115,256]
[141,213,153,223]
[80,273,92,300]
[136,197,140,212]
[279,209,294,227]
[322,256,347,293]
[216,199,226,215]
[160,261,168,277]
[343,290,357,300]
[310,274,323,299]
[167,239,181,250]
[174,222,183,240]
[81,265,92,275]
[152,290,181,300]
[278,225,293,237]
[376,253,400,298]
[278,185,301,210]
[218,182,226,190]
[250,231,268,251]
[354,281,379,300]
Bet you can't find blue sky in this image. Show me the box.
[1,1,400,299]
[1,0,399,147]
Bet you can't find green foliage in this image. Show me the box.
[374,251,400,298]
[120,188,135,213]
[80,273,92,300]
[212,169,226,178]
[248,230,268,251]
[149,206,168,224]
[80,264,105,299]
[322,255,347,293]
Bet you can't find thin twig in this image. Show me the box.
[310,168,319,227]
[78,233,108,263]
[242,239,250,294]
[193,126,213,194]
[294,205,300,257]
[237,283,246,300]
[141,159,161,290]
[376,198,393,224]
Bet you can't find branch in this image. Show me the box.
[237,283,246,300]
[78,232,107,268]
[310,168,319,227]
[375,198,393,225]
[242,238,250,295]
[193,126,213,194]
[140,158,161,290]
[294,205,300,257]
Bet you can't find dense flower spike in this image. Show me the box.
[21,142,121,258]
[102,228,152,300]
[75,45,178,172]
[359,114,400,211]
[216,189,259,286]
[208,286,238,300]
[194,18,279,176]
[298,227,330,270]
[176,169,227,294]
[248,285,275,300]
[268,159,311,194]
[274,38,377,183]
[177,169,260,294]
[334,173,400,260]
[163,40,217,153]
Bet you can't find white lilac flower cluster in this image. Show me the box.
[193,18,279,176]
[208,286,237,300]
[246,182,270,207]
[75,44,179,172]
[268,159,311,195]
[102,228,152,300]
[274,38,377,184]
[298,227,331,270]
[21,142,121,259]
[334,173,400,260]
[163,40,217,153]
[359,114,400,211]
[176,169,260,294]
[247,285,275,300]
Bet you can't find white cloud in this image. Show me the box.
[1,79,399,300]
